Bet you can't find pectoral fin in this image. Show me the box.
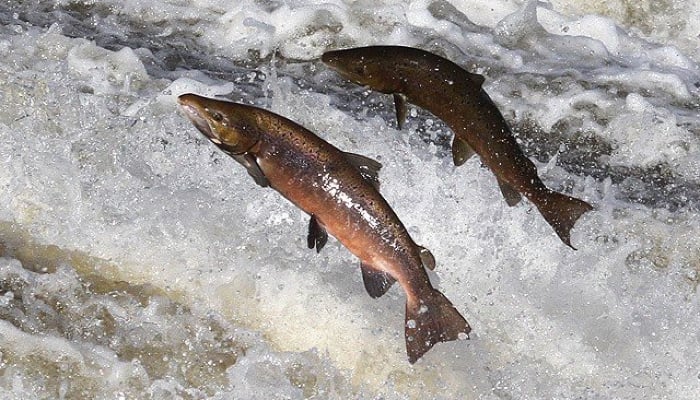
[496,176,522,206]
[419,246,436,270]
[344,152,382,190]
[452,137,476,166]
[307,215,328,253]
[393,93,408,130]
[361,263,396,298]
[231,153,269,188]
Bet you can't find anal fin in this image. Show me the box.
[452,137,476,166]
[361,263,396,298]
[307,215,328,253]
[496,176,522,207]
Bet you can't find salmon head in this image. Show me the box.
[322,48,401,93]
[178,93,260,154]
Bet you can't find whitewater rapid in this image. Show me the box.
[1,0,699,398]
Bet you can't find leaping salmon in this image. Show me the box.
[322,46,593,249]
[178,93,470,363]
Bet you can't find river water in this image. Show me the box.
[0,0,699,398]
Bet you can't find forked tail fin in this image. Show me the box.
[405,289,471,364]
[535,190,593,249]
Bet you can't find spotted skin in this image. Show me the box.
[178,94,470,363]
[322,46,593,249]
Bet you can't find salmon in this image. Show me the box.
[178,93,470,363]
[322,46,593,249]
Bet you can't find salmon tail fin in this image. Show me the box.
[405,289,471,364]
[536,191,593,250]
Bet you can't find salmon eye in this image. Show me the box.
[211,111,224,122]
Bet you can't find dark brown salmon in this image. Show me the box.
[322,46,593,249]
[178,93,470,363]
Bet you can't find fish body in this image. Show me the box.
[322,46,593,248]
[178,93,470,363]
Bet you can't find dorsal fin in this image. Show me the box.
[344,152,382,189]
[467,72,485,87]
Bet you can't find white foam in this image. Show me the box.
[67,38,149,95]
[539,10,621,55]
[548,0,700,63]
[602,93,699,175]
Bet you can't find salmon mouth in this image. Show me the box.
[178,96,214,139]
[321,52,349,76]
[320,51,340,66]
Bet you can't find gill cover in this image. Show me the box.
[322,50,381,88]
